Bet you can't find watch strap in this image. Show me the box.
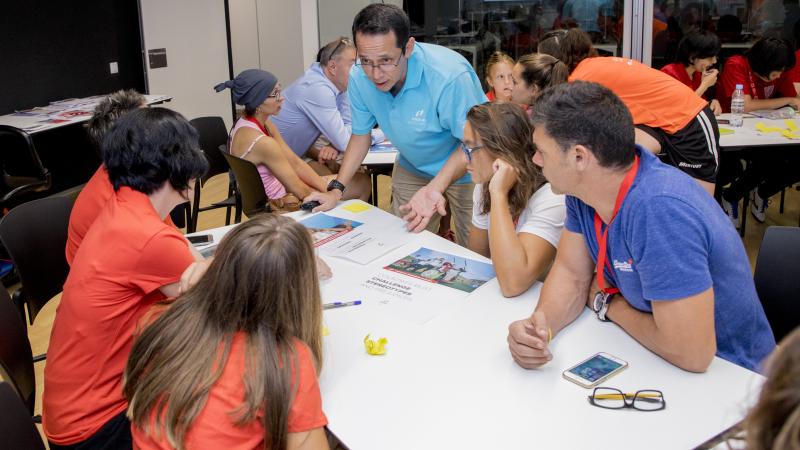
[327,179,346,193]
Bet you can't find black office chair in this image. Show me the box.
[0,196,73,326]
[0,284,37,417]
[0,383,45,450]
[754,226,800,342]
[0,125,52,214]
[188,117,241,232]
[222,150,271,218]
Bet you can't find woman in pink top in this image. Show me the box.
[216,70,332,211]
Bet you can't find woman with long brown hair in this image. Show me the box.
[510,53,569,109]
[124,214,329,450]
[464,102,565,297]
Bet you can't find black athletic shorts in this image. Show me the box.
[49,410,132,450]
[636,105,720,183]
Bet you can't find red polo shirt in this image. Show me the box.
[718,55,797,112]
[43,186,194,445]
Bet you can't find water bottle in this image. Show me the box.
[730,84,745,127]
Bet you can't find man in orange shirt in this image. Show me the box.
[539,29,719,195]
[43,108,208,449]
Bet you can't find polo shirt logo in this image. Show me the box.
[613,258,634,272]
[411,109,426,123]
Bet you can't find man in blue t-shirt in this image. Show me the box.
[305,3,487,246]
[507,81,775,373]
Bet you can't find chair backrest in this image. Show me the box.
[222,150,270,217]
[0,196,73,324]
[190,117,231,182]
[754,226,800,342]
[0,125,51,202]
[0,382,45,450]
[0,286,36,415]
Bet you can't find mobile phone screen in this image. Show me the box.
[568,355,623,382]
[717,119,730,125]
[187,234,213,245]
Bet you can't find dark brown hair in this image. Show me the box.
[124,214,323,450]
[516,53,569,96]
[537,28,597,73]
[86,89,145,148]
[743,327,800,450]
[467,102,545,219]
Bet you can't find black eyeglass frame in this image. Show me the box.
[587,387,666,412]
[355,42,408,73]
[458,139,484,162]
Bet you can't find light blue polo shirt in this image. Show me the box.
[348,42,487,183]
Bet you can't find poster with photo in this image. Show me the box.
[384,247,496,293]
[298,213,363,247]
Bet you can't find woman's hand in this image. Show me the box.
[488,159,519,196]
[700,68,718,89]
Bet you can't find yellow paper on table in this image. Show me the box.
[718,127,734,135]
[323,325,330,336]
[342,202,372,213]
[785,119,798,131]
[364,334,388,355]
[781,130,800,140]
[756,123,784,133]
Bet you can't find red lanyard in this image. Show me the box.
[593,155,640,294]
[244,116,270,136]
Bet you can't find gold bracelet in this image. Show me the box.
[547,327,553,343]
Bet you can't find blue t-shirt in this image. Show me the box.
[565,148,775,372]
[348,42,487,183]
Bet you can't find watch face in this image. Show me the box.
[592,292,605,312]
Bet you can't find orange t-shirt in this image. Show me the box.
[569,57,707,134]
[66,165,175,266]
[43,186,195,445]
[132,335,328,450]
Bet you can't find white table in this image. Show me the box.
[192,200,764,450]
[0,94,171,134]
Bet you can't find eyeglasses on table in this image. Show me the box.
[588,387,666,412]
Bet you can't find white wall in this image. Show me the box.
[229,0,261,75]
[139,0,233,127]
[318,0,402,47]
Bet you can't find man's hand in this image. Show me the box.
[179,258,212,295]
[488,159,519,196]
[317,145,339,163]
[399,184,448,233]
[709,99,722,116]
[507,311,552,369]
[303,190,341,213]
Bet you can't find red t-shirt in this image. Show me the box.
[66,165,175,265]
[43,187,195,445]
[660,62,703,94]
[570,57,707,134]
[782,49,800,85]
[132,335,328,449]
[718,55,797,112]
[485,90,496,102]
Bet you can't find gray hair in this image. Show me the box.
[317,37,355,66]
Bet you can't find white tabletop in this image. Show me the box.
[0,94,171,134]
[718,113,800,149]
[190,201,763,450]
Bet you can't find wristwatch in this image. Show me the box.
[592,291,614,322]
[327,179,346,194]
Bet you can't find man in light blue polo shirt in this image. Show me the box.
[507,82,774,373]
[306,3,487,245]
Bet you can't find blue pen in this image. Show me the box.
[323,300,362,310]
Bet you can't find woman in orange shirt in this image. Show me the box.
[125,214,328,450]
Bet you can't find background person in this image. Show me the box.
[126,214,328,450]
[484,51,515,102]
[465,102,565,297]
[510,53,570,109]
[660,30,722,115]
[306,4,487,246]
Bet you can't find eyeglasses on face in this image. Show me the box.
[355,52,405,73]
[588,387,666,412]
[459,140,484,162]
[267,85,282,100]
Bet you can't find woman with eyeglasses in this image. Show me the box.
[215,69,332,211]
[464,102,565,297]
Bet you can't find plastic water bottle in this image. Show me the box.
[730,84,745,127]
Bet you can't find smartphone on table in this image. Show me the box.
[187,234,214,247]
[562,352,628,388]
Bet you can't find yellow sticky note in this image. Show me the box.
[342,202,372,213]
[718,127,734,135]
[786,119,798,131]
[781,130,800,140]
[323,325,330,336]
[364,334,388,355]
[755,123,783,133]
